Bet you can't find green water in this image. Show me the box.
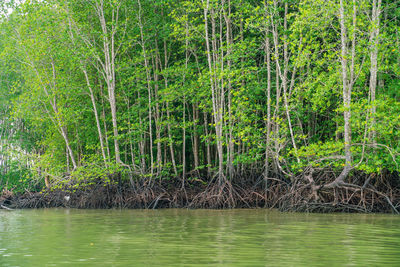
[0,209,399,266]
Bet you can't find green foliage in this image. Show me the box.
[64,156,124,191]
[0,162,39,193]
[0,0,399,192]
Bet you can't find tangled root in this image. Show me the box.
[2,170,399,213]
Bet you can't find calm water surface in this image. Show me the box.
[0,209,399,266]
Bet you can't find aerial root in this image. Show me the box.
[2,171,398,212]
[276,169,400,213]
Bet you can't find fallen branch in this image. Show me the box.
[1,204,14,211]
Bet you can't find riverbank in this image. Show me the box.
[1,170,399,213]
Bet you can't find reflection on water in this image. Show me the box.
[0,209,399,266]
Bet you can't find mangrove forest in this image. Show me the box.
[0,0,400,212]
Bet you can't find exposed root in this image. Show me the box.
[189,180,247,209]
[276,168,400,213]
[1,170,399,213]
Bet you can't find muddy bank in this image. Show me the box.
[1,171,400,213]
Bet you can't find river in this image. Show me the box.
[0,209,399,266]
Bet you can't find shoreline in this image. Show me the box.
[1,173,399,213]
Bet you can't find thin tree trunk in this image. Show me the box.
[83,68,107,163]
[223,0,234,179]
[97,2,116,162]
[99,80,111,159]
[369,0,382,146]
[192,103,200,174]
[334,0,357,184]
[271,1,281,170]
[137,90,146,173]
[182,97,186,187]
[264,25,272,189]
[153,50,162,176]
[50,61,77,169]
[94,0,122,164]
[166,102,178,176]
[204,112,212,175]
[161,39,178,176]
[203,0,225,183]
[273,2,299,164]
[137,0,154,177]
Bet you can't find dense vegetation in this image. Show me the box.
[0,0,399,210]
